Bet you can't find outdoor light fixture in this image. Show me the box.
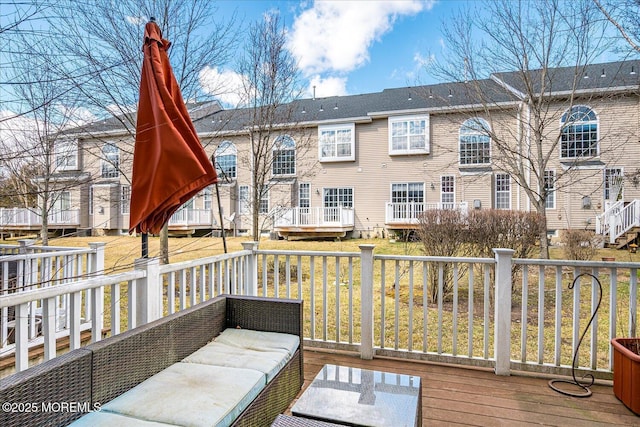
[582,196,591,209]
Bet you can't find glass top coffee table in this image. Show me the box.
[291,364,422,427]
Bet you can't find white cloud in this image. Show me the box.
[307,75,347,98]
[198,66,247,107]
[287,0,434,76]
[126,16,146,26]
[413,52,435,69]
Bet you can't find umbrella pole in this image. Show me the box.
[141,232,148,258]
[215,180,227,253]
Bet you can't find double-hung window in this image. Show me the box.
[101,143,119,178]
[560,106,598,159]
[273,135,296,176]
[319,124,355,161]
[544,170,556,209]
[55,139,78,171]
[441,176,455,207]
[215,141,237,182]
[388,115,429,155]
[495,173,511,210]
[459,118,490,165]
[299,183,310,208]
[259,190,269,214]
[121,185,130,215]
[239,186,250,214]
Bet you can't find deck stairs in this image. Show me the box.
[596,200,640,247]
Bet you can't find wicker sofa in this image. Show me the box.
[0,295,303,427]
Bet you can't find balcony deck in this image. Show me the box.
[298,349,637,426]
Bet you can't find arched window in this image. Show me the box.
[560,106,598,158]
[459,118,490,165]
[101,143,119,178]
[214,141,237,181]
[273,135,296,176]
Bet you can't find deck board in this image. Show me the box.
[298,349,639,426]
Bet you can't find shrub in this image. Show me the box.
[415,209,470,302]
[466,210,545,259]
[561,229,601,260]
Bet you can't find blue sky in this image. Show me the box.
[206,0,461,102]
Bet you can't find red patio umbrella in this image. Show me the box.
[129,19,217,242]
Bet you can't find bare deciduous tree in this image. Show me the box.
[3,26,88,245]
[594,0,640,54]
[235,12,314,242]
[427,0,624,258]
[45,0,239,261]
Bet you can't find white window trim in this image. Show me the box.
[495,173,511,210]
[272,135,296,177]
[440,175,455,204]
[318,123,356,162]
[239,185,250,214]
[559,105,600,160]
[101,143,119,178]
[322,187,354,208]
[388,115,430,155]
[55,139,78,171]
[544,170,556,210]
[259,189,269,214]
[121,185,130,215]
[458,118,491,166]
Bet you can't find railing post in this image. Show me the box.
[15,302,28,372]
[18,239,36,254]
[241,241,259,296]
[493,248,515,376]
[360,244,375,360]
[89,243,106,342]
[135,257,161,326]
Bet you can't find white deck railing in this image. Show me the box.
[1,243,637,381]
[168,208,214,227]
[0,208,81,227]
[0,241,105,369]
[274,207,355,228]
[596,200,640,244]
[385,201,469,223]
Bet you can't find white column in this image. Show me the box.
[493,248,515,376]
[359,244,375,360]
[241,241,259,296]
[135,257,161,326]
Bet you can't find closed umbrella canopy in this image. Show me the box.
[129,20,217,235]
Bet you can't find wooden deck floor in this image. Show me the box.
[295,349,639,426]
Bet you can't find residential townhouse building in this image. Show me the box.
[4,60,639,245]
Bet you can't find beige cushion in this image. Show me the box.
[101,362,265,427]
[214,328,299,357]
[69,411,179,426]
[183,341,289,383]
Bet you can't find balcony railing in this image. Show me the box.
[274,207,355,228]
[2,242,637,381]
[0,208,80,227]
[0,241,105,363]
[596,200,640,244]
[385,201,469,223]
[168,208,214,227]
